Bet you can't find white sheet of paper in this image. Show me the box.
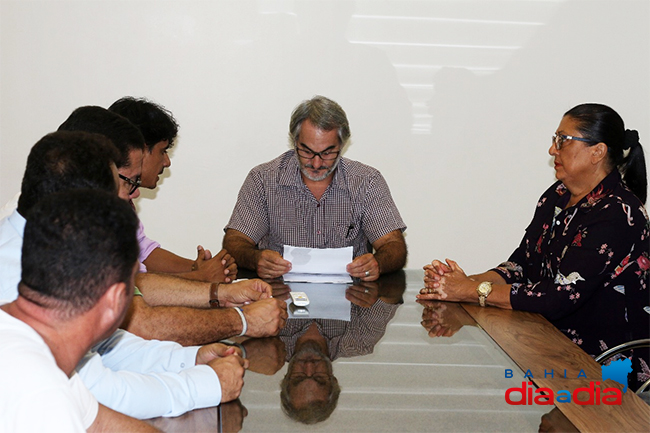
[284,273,353,284]
[283,245,353,283]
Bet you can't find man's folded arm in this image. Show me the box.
[142,247,194,273]
[121,296,242,346]
[372,229,407,274]
[135,272,211,308]
[223,228,260,271]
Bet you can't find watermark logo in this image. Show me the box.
[601,358,632,393]
[504,359,631,406]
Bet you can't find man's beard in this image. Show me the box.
[299,155,341,182]
[289,340,331,370]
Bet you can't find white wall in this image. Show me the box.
[1,0,648,273]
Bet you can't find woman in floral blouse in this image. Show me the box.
[418,103,649,389]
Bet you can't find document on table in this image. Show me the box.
[283,245,353,283]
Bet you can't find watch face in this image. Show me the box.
[478,283,491,295]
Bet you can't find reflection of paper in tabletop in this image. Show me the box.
[283,245,353,283]
[285,282,351,321]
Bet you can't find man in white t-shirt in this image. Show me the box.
[0,185,161,431]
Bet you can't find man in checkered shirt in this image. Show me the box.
[223,96,407,281]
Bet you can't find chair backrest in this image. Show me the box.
[595,339,650,394]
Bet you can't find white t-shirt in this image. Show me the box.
[0,211,222,419]
[0,307,99,432]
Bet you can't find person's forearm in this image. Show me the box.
[374,239,407,274]
[460,278,512,309]
[89,404,160,432]
[223,230,260,271]
[485,284,512,309]
[143,247,193,273]
[135,272,210,308]
[78,353,219,419]
[122,297,243,346]
[90,329,198,374]
[142,247,230,283]
[467,270,506,285]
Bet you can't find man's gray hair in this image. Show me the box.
[289,96,351,146]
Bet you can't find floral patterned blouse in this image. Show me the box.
[492,170,650,388]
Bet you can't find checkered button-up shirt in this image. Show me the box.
[225,150,406,258]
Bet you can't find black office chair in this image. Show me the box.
[594,339,650,394]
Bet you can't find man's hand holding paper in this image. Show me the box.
[255,250,292,279]
[346,253,380,282]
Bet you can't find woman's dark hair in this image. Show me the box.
[565,103,647,204]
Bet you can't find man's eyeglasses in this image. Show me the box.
[288,372,332,386]
[552,133,596,151]
[118,173,141,195]
[296,145,340,161]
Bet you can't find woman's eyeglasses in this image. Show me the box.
[552,133,596,151]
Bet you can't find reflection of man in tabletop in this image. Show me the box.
[280,322,341,424]
[276,272,406,424]
[223,95,407,281]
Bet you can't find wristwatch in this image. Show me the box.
[209,282,221,308]
[476,281,493,307]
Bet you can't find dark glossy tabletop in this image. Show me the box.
[148,269,565,432]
